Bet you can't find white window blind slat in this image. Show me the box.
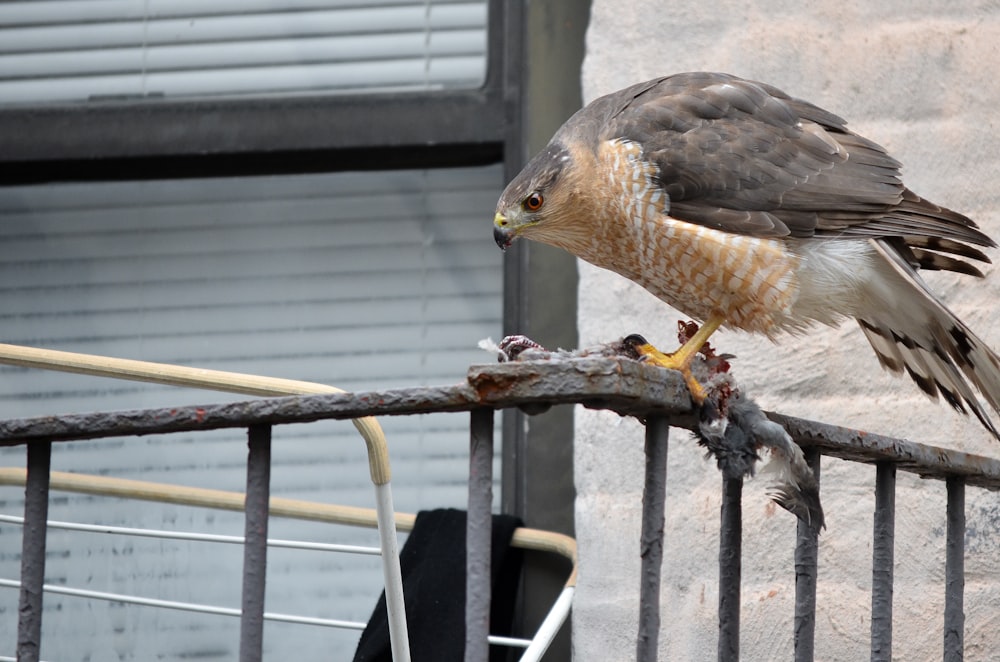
[3,257,500,302]
[1,6,485,52]
[2,230,496,270]
[0,57,485,101]
[0,0,477,25]
[4,300,496,351]
[0,168,499,214]
[0,1,488,104]
[2,31,485,80]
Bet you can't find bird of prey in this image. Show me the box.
[493,71,1000,438]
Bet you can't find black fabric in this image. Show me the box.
[353,508,524,662]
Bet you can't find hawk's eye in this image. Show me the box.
[523,192,544,212]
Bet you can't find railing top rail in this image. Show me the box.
[0,342,392,484]
[2,357,999,490]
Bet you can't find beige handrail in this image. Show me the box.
[0,468,577,586]
[0,343,390,484]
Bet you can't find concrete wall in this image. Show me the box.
[572,2,1000,659]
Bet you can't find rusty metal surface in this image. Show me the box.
[793,448,821,662]
[636,416,670,662]
[944,477,966,662]
[1,356,999,489]
[17,441,51,662]
[467,356,695,417]
[465,409,494,662]
[870,462,896,662]
[239,425,272,662]
[0,358,693,444]
[768,413,1000,490]
[718,476,743,662]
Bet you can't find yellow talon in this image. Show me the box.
[626,317,725,404]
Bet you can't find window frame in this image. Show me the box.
[0,0,509,182]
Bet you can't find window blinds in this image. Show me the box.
[0,0,488,104]
[0,165,503,436]
[0,165,503,659]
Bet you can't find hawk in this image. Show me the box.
[493,71,1000,438]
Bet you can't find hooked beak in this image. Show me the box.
[493,212,516,251]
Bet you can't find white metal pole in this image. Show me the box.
[518,587,575,662]
[374,482,411,662]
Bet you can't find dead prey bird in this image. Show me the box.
[483,330,824,530]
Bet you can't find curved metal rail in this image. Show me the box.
[0,469,577,659]
[0,342,406,661]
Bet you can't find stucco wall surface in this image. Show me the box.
[572,2,1000,660]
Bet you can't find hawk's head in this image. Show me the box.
[493,143,573,251]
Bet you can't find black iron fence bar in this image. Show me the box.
[3,358,1000,661]
[466,408,494,662]
[871,462,896,662]
[16,441,51,662]
[1,359,997,490]
[240,424,272,662]
[637,415,670,662]
[944,476,965,662]
[0,360,692,445]
[768,412,1000,490]
[793,448,821,662]
[718,477,743,662]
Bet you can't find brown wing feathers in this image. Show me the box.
[602,73,993,277]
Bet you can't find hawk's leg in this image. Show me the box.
[630,316,725,404]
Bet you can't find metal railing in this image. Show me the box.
[0,473,577,660]
[2,351,999,661]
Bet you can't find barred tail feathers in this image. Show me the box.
[857,240,1000,439]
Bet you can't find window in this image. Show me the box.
[0,0,489,104]
[0,0,520,657]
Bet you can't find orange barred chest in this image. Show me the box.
[583,139,802,333]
